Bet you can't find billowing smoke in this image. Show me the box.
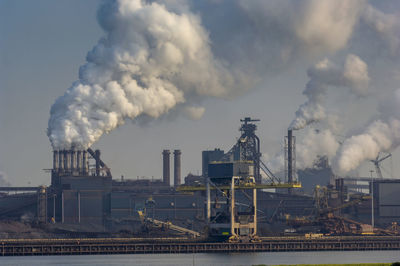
[266,128,340,173]
[47,0,394,150]
[48,0,245,149]
[361,4,400,56]
[334,89,400,174]
[0,171,10,187]
[289,54,370,130]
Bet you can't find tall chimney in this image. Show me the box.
[76,150,82,173]
[65,150,71,172]
[82,151,88,175]
[287,129,296,194]
[162,150,171,186]
[95,149,101,176]
[59,150,64,171]
[174,150,181,187]
[53,150,59,171]
[288,129,293,184]
[71,150,76,172]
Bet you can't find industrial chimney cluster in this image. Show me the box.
[53,150,89,175]
[162,149,181,187]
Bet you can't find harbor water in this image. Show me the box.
[1,250,400,266]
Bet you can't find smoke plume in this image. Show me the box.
[47,0,245,149]
[0,172,10,187]
[266,128,340,173]
[289,54,370,130]
[48,0,394,150]
[334,89,400,174]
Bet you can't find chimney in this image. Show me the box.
[53,150,59,171]
[174,149,181,187]
[288,129,293,184]
[59,150,64,171]
[71,150,76,172]
[95,149,101,176]
[162,150,171,186]
[76,150,82,173]
[65,150,71,172]
[287,129,296,194]
[82,150,88,175]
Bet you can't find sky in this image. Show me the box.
[1,0,400,186]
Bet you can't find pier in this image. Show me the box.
[1,236,400,256]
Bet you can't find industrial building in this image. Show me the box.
[0,118,399,239]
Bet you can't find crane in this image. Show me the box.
[370,152,392,179]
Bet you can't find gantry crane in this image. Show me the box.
[177,118,300,242]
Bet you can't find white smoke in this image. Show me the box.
[296,129,340,169]
[266,128,340,173]
[47,0,395,150]
[48,0,243,149]
[334,89,400,174]
[0,171,10,187]
[294,0,364,54]
[361,4,400,56]
[289,54,370,130]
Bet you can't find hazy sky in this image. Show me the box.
[1,0,400,186]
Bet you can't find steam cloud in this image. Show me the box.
[289,54,369,130]
[0,172,10,187]
[47,0,395,150]
[47,0,245,149]
[266,128,340,173]
[334,89,400,174]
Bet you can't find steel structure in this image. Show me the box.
[2,236,400,256]
[370,152,392,179]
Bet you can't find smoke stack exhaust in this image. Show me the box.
[59,150,64,171]
[174,150,181,187]
[82,151,88,175]
[71,150,76,172]
[53,150,59,171]
[286,129,296,194]
[64,150,71,172]
[76,150,82,173]
[162,150,171,186]
[288,129,293,184]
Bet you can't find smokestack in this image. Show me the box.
[288,129,293,184]
[82,151,88,175]
[71,150,76,172]
[76,150,82,173]
[53,150,59,171]
[65,150,71,172]
[59,150,64,171]
[174,149,181,187]
[95,149,101,176]
[287,129,296,194]
[162,150,171,186]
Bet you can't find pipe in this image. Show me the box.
[71,150,76,172]
[162,150,171,186]
[59,150,64,171]
[64,150,70,172]
[53,151,59,171]
[76,151,82,174]
[82,151,88,175]
[87,148,112,177]
[288,129,293,184]
[95,150,101,176]
[173,150,181,187]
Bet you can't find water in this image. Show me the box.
[1,251,400,266]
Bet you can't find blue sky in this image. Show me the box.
[1,0,399,186]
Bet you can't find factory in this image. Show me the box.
[0,117,399,240]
